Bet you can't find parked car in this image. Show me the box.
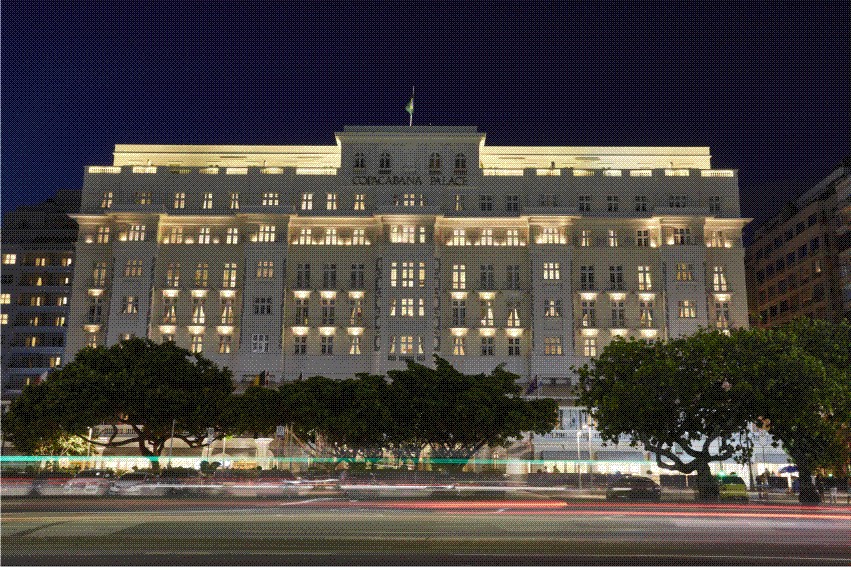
[109,471,156,496]
[717,474,748,501]
[211,469,305,498]
[32,471,74,496]
[155,467,206,496]
[63,469,116,496]
[0,471,36,497]
[605,475,662,501]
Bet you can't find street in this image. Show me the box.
[3,497,850,565]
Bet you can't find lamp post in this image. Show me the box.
[167,418,176,468]
[576,428,582,490]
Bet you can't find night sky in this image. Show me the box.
[2,0,848,240]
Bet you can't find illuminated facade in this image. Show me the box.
[65,126,749,398]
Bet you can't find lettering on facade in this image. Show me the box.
[350,175,467,186]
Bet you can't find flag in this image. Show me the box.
[525,376,538,395]
[405,87,414,126]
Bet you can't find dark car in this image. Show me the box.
[605,475,662,501]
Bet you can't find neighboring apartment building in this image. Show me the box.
[64,126,749,415]
[1,190,80,408]
[745,158,851,327]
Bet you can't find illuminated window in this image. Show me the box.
[262,192,279,207]
[251,334,269,353]
[135,191,152,205]
[169,226,184,244]
[608,229,619,247]
[354,194,365,210]
[712,266,728,291]
[479,299,494,326]
[128,225,146,241]
[710,230,724,248]
[544,337,563,355]
[166,263,180,287]
[258,225,276,243]
[124,259,143,277]
[455,194,465,211]
[581,300,596,327]
[297,228,313,245]
[122,296,139,314]
[219,335,232,354]
[678,300,697,318]
[230,193,240,210]
[349,297,363,325]
[293,298,309,325]
[324,228,338,245]
[545,299,561,317]
[583,337,597,357]
[0,293,9,305]
[349,335,362,355]
[194,263,209,287]
[541,227,559,244]
[202,193,213,209]
[3,253,16,265]
[507,302,520,327]
[351,229,366,246]
[257,260,274,279]
[451,228,468,246]
[197,226,211,244]
[453,337,466,356]
[191,335,203,354]
[636,229,650,247]
[640,301,654,327]
[715,301,730,330]
[506,230,520,246]
[581,230,592,247]
[391,225,417,244]
[97,226,110,244]
[399,262,415,288]
[452,264,466,289]
[676,263,694,281]
[220,298,234,324]
[192,298,206,324]
[543,262,560,280]
[174,192,186,209]
[301,193,313,211]
[226,227,239,244]
[223,263,238,288]
[327,193,338,210]
[0,313,7,325]
[162,298,177,324]
[87,333,98,348]
[101,192,113,209]
[637,266,652,291]
[478,229,494,246]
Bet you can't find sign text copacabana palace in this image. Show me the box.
[66,126,748,401]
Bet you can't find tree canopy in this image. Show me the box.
[5,338,234,463]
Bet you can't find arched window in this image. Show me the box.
[454,153,467,174]
[353,152,365,171]
[379,152,391,173]
[429,153,441,172]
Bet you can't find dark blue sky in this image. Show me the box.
[3,0,848,235]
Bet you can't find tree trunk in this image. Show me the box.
[796,463,821,503]
[693,461,720,501]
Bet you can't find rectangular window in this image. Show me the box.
[611,301,625,327]
[354,194,365,210]
[327,193,338,210]
[254,297,272,315]
[134,192,151,205]
[580,266,595,290]
[226,227,239,244]
[480,265,494,289]
[678,300,697,318]
[349,335,361,355]
[545,299,562,317]
[508,337,521,356]
[191,335,203,354]
[293,336,307,355]
[301,193,313,210]
[480,195,493,211]
[479,229,494,246]
[261,192,279,207]
[350,264,365,289]
[297,228,313,245]
[321,336,334,355]
[0,293,10,305]
[452,264,466,290]
[294,298,309,325]
[481,337,494,356]
[351,228,366,245]
[453,337,466,356]
[349,298,363,325]
[543,262,560,280]
[637,266,652,291]
[709,230,724,248]
[544,337,563,355]
[174,192,186,209]
[166,263,180,287]
[122,296,139,315]
[640,301,654,328]
[192,298,206,324]
[452,300,467,326]
[578,195,591,212]
[219,335,232,354]
[480,299,495,326]
[669,195,687,208]
[194,263,209,287]
[128,225,146,241]
[715,301,730,331]
[124,259,143,277]
[88,297,103,322]
[324,228,338,245]
[454,194,466,211]
[608,229,618,247]
[251,334,269,353]
[451,228,468,246]
[676,263,694,282]
[583,337,597,357]
[230,193,240,210]
[609,265,624,290]
[91,262,108,287]
[673,228,692,245]
[168,226,184,244]
[220,299,234,324]
[296,264,310,288]
[322,264,337,288]
[222,263,238,288]
[506,265,520,289]
[539,194,559,207]
[709,195,721,213]
[101,192,113,209]
[258,225,276,243]
[197,226,211,244]
[505,229,520,246]
[321,298,336,324]
[202,192,213,209]
[581,300,596,327]
[712,266,728,291]
[581,229,592,247]
[507,302,520,327]
[607,195,619,212]
[635,195,647,212]
[90,227,109,247]
[506,195,519,212]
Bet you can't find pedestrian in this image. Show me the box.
[827,476,838,505]
[815,474,825,502]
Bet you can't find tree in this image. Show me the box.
[576,331,758,500]
[391,357,558,471]
[224,385,285,439]
[5,338,234,467]
[746,319,851,503]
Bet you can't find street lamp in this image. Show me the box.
[576,428,582,490]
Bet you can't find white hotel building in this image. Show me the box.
[65,126,749,436]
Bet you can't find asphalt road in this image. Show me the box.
[3,497,850,565]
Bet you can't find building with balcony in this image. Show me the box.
[64,126,749,419]
[1,191,80,408]
[745,158,851,327]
